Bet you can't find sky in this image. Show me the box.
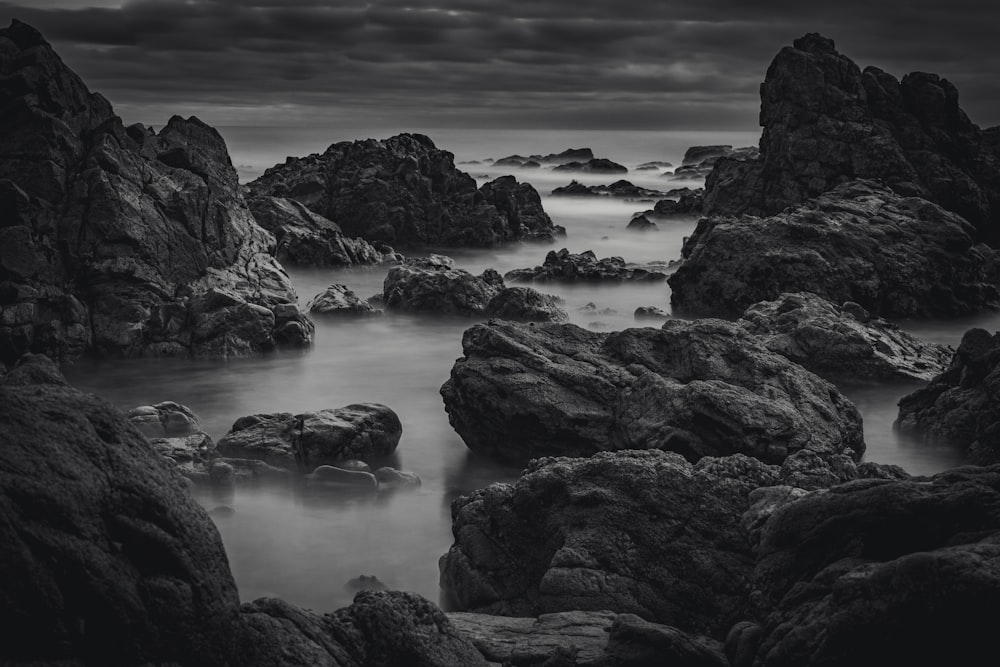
[1,0,998,132]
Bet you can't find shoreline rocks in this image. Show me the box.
[505,248,671,283]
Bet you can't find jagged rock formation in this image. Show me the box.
[307,284,383,317]
[669,180,1000,318]
[703,33,1000,245]
[440,318,865,464]
[477,174,564,242]
[553,158,628,174]
[739,292,952,383]
[551,179,667,198]
[246,134,559,247]
[246,195,397,266]
[0,21,313,364]
[896,327,1000,464]
[505,249,670,283]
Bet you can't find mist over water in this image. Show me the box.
[63,127,981,612]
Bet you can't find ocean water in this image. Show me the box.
[63,126,989,612]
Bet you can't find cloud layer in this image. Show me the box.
[2,0,998,130]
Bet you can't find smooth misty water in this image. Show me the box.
[62,127,993,612]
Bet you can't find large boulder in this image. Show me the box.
[896,327,1000,464]
[440,318,865,464]
[383,256,505,316]
[669,180,1000,318]
[440,450,781,637]
[0,354,244,665]
[703,33,1000,245]
[247,133,559,247]
[478,175,564,242]
[0,20,313,364]
[505,248,670,283]
[738,292,952,383]
[216,404,402,471]
[746,466,1000,666]
[246,195,396,267]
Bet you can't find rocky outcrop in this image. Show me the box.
[739,292,952,383]
[126,401,216,471]
[440,450,781,637]
[478,175,565,242]
[896,327,1000,464]
[505,249,670,283]
[553,158,628,174]
[307,284,383,317]
[247,133,559,247]
[215,404,402,471]
[551,179,667,199]
[384,255,567,321]
[746,465,1000,666]
[626,214,658,231]
[669,180,1000,318]
[703,33,1000,245]
[246,195,398,266]
[650,190,705,218]
[0,21,313,364]
[440,318,865,464]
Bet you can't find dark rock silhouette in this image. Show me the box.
[307,283,383,317]
[553,158,628,174]
[505,248,670,283]
[0,20,313,364]
[247,134,558,247]
[551,179,667,198]
[704,33,1000,245]
[440,319,865,464]
[669,180,1000,318]
[478,174,564,242]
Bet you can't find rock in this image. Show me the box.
[483,286,569,323]
[440,319,865,464]
[542,148,595,164]
[553,158,628,174]
[440,450,781,637]
[748,465,1000,666]
[551,179,667,198]
[383,255,505,316]
[896,327,1000,463]
[505,249,669,283]
[247,133,558,247]
[216,404,401,471]
[305,464,379,490]
[626,214,658,231]
[0,352,244,665]
[246,195,396,266]
[338,459,373,473]
[636,160,674,170]
[682,145,734,165]
[703,33,1000,245]
[738,292,952,383]
[479,175,564,242]
[242,591,489,666]
[634,306,671,320]
[306,283,383,317]
[126,401,215,471]
[0,22,313,364]
[603,614,728,667]
[578,302,617,316]
[650,190,704,218]
[669,180,1000,318]
[373,466,423,490]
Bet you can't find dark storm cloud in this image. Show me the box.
[0,0,997,129]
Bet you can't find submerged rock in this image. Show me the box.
[440,319,865,464]
[247,133,558,247]
[0,21,312,363]
[669,180,1000,318]
[703,33,1000,245]
[896,328,1000,463]
[738,292,952,383]
[505,248,669,283]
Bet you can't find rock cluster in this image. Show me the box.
[0,21,313,364]
[247,133,559,247]
[505,249,670,283]
[896,327,1000,464]
[383,255,568,321]
[703,33,1000,245]
[553,158,628,174]
[551,179,668,199]
[669,180,1000,318]
[738,292,952,383]
[440,318,865,464]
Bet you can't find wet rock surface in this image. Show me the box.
[307,283,383,317]
[247,133,559,247]
[669,180,1000,318]
[0,21,313,363]
[739,292,952,383]
[703,33,1000,245]
[440,318,865,464]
